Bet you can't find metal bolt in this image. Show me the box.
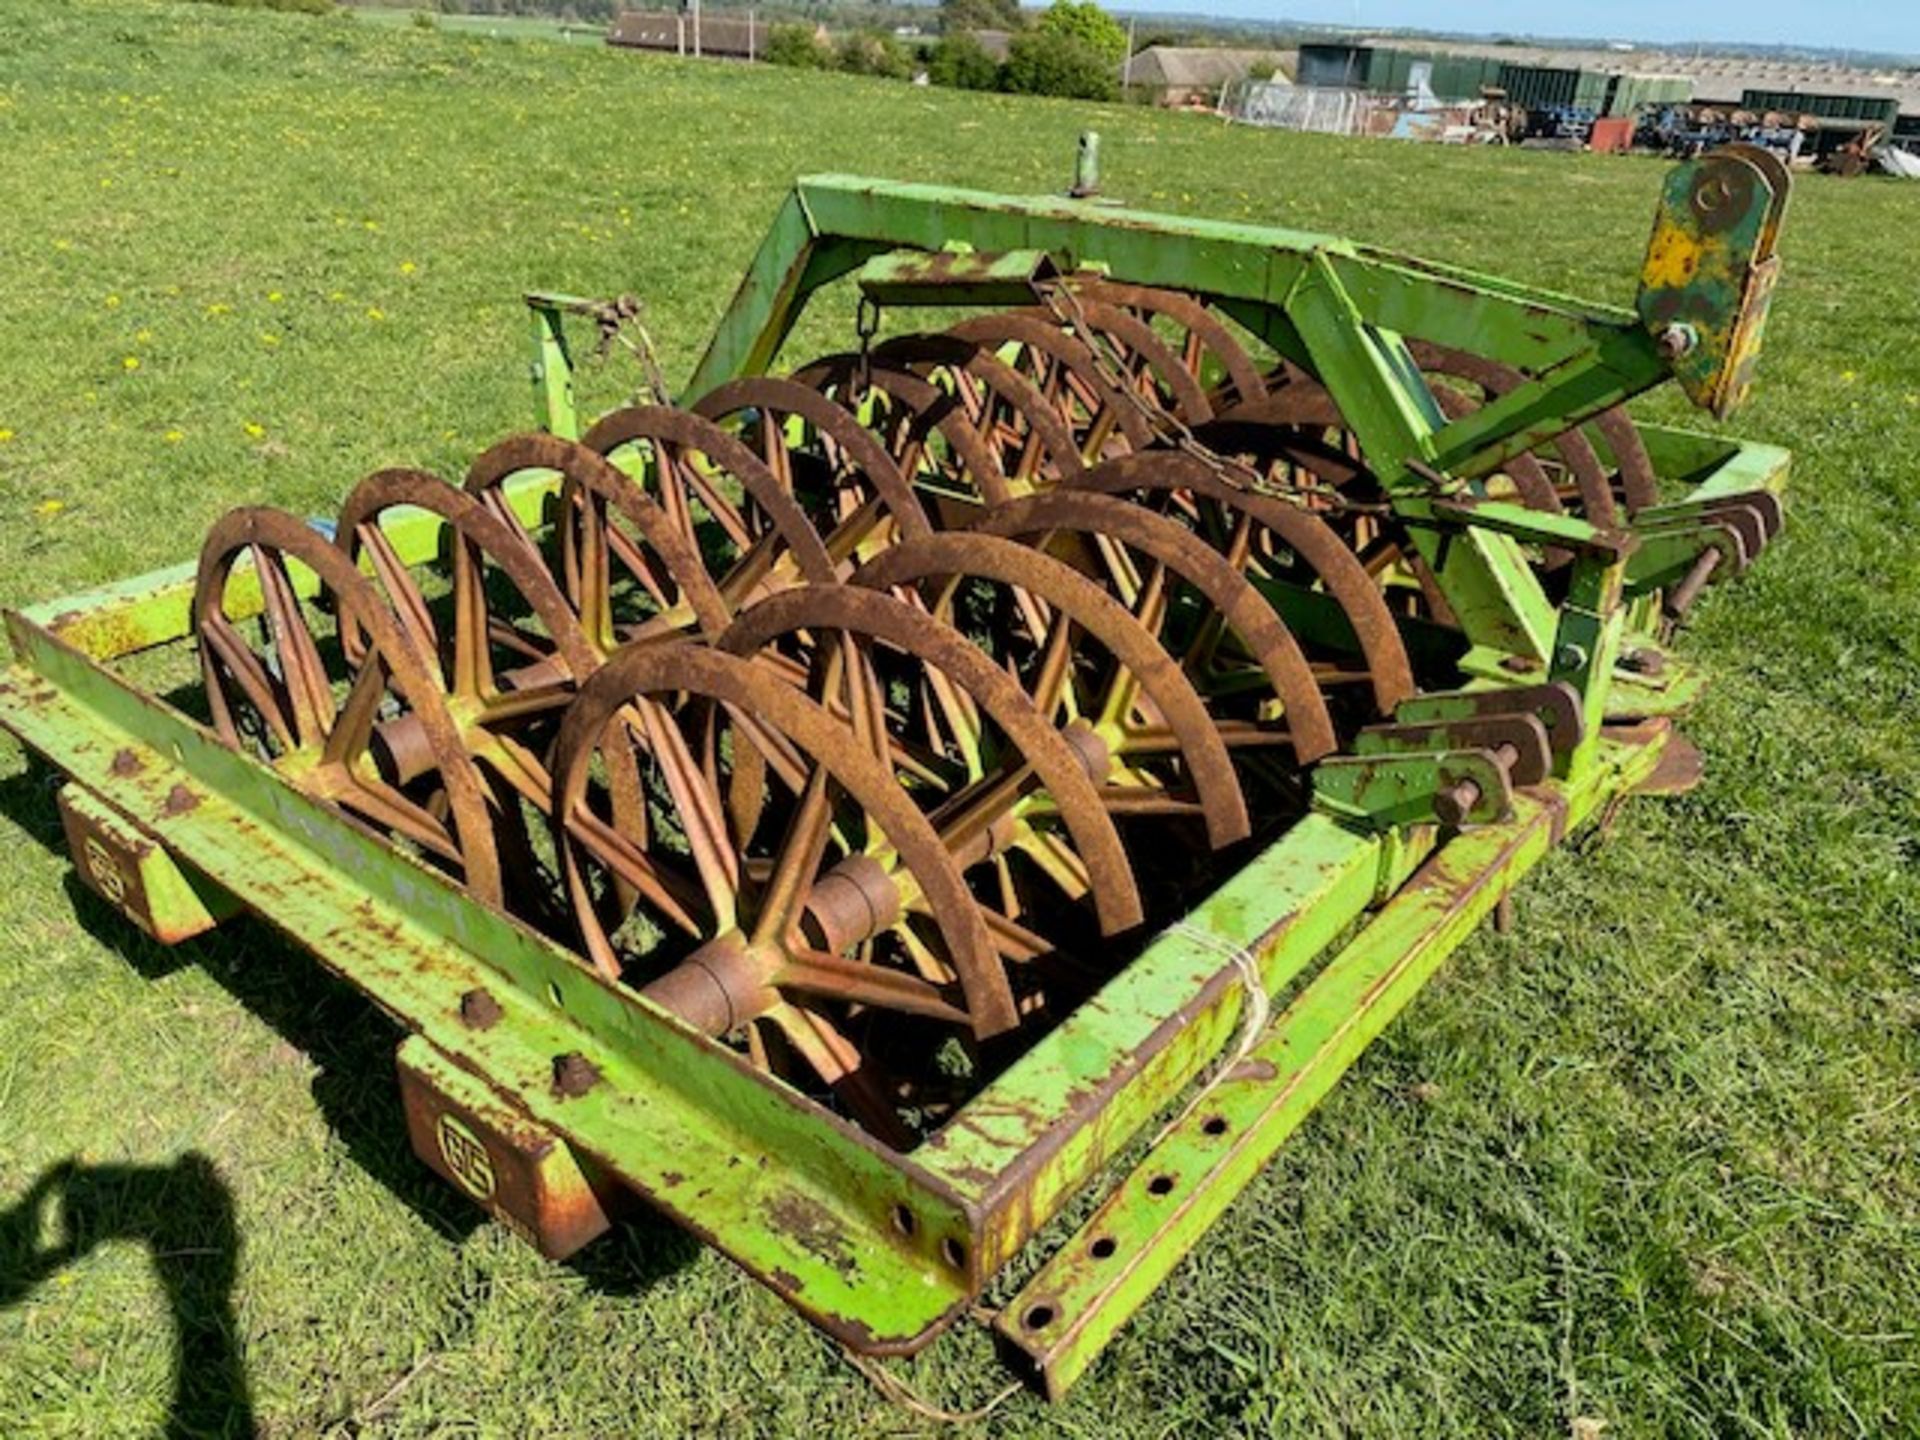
[1498,654,1540,675]
[1657,324,1697,361]
[552,1052,601,1098]
[459,988,503,1030]
[1620,648,1667,678]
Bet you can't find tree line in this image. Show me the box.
[320,0,1142,101]
[768,0,1131,103]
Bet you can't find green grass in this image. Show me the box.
[1,2,1917,1435]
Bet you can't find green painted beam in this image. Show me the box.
[996,736,1670,1397]
[920,813,1394,1272]
[1280,252,1560,659]
[687,174,1677,479]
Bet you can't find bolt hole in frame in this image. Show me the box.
[0,138,1788,1397]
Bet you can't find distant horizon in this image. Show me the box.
[1066,1,1920,61]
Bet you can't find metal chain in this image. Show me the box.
[1036,280,1383,516]
[854,292,883,399]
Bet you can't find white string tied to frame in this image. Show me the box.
[1152,921,1273,1148]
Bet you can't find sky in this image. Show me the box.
[1108,1,1920,56]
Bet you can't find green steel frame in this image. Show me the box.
[0,148,1789,1396]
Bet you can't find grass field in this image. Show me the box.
[347,7,603,44]
[0,2,1916,1435]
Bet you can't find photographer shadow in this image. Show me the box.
[0,1153,254,1440]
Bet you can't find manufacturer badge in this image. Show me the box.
[435,1112,496,1201]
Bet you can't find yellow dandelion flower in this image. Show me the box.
[163,428,184,444]
[135,328,153,343]
[400,261,416,275]
[362,219,380,231]
[366,307,385,321]
[1839,370,1857,383]
[105,294,122,309]
[244,421,265,439]
[259,332,280,346]
[36,499,65,517]
[267,291,283,303]
[122,356,140,371]
[206,302,231,316]
[0,428,13,443]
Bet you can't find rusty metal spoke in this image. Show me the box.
[749,762,834,949]
[252,546,335,750]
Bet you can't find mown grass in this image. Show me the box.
[0,3,1916,1435]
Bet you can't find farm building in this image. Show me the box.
[1302,37,1920,126]
[606,10,795,61]
[1409,40,1919,119]
[1123,47,1293,105]
[1738,88,1900,126]
[1301,42,1691,117]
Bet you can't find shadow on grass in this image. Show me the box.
[0,1153,254,1439]
[0,757,699,1312]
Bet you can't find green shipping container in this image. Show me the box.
[1422,53,1503,102]
[1295,43,1498,102]
[1498,63,1610,112]
[1739,89,1899,124]
[1607,73,1694,117]
[1296,43,1371,90]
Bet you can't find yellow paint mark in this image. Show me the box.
[1641,220,1703,290]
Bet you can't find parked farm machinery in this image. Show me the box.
[0,140,1791,1398]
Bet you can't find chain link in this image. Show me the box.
[853,292,883,399]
